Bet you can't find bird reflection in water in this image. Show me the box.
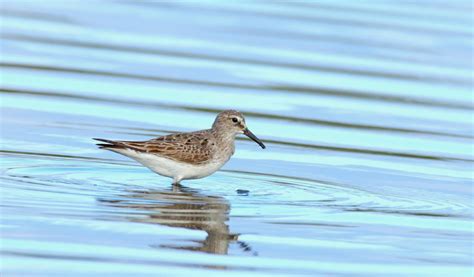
[99,184,256,255]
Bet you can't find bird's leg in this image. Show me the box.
[171,177,183,193]
[172,183,181,192]
[172,176,182,186]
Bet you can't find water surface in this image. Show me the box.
[1,1,473,276]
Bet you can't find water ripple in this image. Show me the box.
[3,162,470,222]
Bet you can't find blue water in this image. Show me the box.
[1,1,473,276]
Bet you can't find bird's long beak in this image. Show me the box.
[243,128,266,149]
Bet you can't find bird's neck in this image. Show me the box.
[211,128,236,158]
[212,127,236,144]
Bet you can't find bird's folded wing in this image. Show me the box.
[113,132,214,164]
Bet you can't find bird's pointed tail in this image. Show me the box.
[93,138,123,149]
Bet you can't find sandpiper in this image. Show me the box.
[94,110,265,184]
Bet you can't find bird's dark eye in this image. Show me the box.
[232,117,238,123]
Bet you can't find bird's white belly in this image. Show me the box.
[114,149,225,181]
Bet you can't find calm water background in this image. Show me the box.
[1,0,473,276]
